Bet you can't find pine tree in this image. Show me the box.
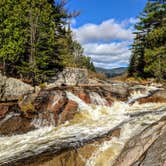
[0,0,68,83]
[129,1,166,80]
[0,0,95,84]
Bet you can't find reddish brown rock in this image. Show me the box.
[0,104,10,119]
[138,96,166,104]
[46,91,67,123]
[0,116,35,135]
[75,92,91,104]
[59,100,78,124]
[0,103,18,119]
[105,96,113,106]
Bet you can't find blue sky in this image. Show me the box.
[66,0,147,69]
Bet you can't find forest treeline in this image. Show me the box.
[128,1,166,80]
[0,0,95,84]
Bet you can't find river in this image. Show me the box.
[0,84,166,166]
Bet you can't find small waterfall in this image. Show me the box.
[31,92,64,128]
[0,85,165,165]
[127,84,161,104]
[66,91,90,110]
[31,112,56,128]
[89,92,108,106]
[66,91,127,120]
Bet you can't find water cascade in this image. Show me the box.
[0,84,166,165]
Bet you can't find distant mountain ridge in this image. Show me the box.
[96,67,127,78]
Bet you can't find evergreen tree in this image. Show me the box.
[0,0,95,84]
[0,0,68,83]
[129,1,166,80]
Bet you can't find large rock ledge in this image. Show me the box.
[0,73,34,101]
[133,128,166,166]
[0,85,114,136]
[11,127,122,166]
[113,117,166,166]
[11,118,166,166]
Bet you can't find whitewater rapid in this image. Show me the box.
[0,84,166,165]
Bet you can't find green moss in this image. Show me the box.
[21,102,35,113]
[39,83,47,89]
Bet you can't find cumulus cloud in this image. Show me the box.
[73,18,135,44]
[83,42,131,69]
[72,17,136,68]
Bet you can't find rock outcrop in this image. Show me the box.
[0,73,34,101]
[0,85,114,135]
[48,68,89,86]
[13,128,121,166]
[103,82,129,100]
[113,118,166,166]
[133,128,166,166]
[138,89,166,103]
[0,72,166,166]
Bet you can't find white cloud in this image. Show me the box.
[72,17,137,69]
[83,42,131,69]
[73,18,135,44]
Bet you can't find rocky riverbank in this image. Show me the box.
[0,69,166,166]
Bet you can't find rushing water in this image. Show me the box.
[0,85,166,165]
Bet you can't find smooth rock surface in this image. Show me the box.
[113,119,166,166]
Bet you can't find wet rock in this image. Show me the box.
[0,103,36,135]
[58,100,78,124]
[0,115,34,136]
[74,86,113,106]
[16,129,121,166]
[103,82,129,100]
[30,90,68,126]
[151,89,166,99]
[0,103,35,136]
[74,91,91,104]
[0,103,12,119]
[133,128,166,166]
[138,96,166,103]
[138,89,166,103]
[113,120,166,166]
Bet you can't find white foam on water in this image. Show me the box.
[128,84,161,104]
[66,91,91,110]
[89,92,108,106]
[86,113,166,166]
[0,85,165,165]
